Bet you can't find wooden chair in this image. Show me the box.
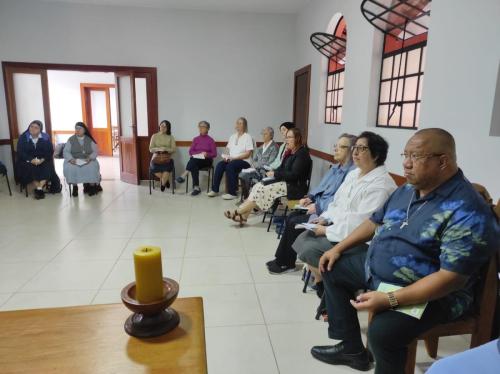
[0,164,12,196]
[184,164,213,194]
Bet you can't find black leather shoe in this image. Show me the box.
[311,343,370,371]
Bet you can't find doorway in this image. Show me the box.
[293,64,311,144]
[2,62,158,184]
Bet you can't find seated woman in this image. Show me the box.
[149,120,176,191]
[268,122,295,171]
[266,133,356,274]
[238,126,279,199]
[63,122,101,197]
[15,120,54,200]
[225,127,311,226]
[292,131,397,290]
[175,121,217,196]
[208,117,254,200]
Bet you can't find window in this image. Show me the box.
[325,17,347,125]
[376,33,427,128]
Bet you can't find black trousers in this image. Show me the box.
[322,245,450,374]
[274,211,310,266]
[186,158,213,188]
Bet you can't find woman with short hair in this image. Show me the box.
[63,122,101,197]
[149,120,176,191]
[176,121,217,196]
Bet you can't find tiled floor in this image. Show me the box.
[0,180,471,373]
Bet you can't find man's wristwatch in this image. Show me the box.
[387,291,399,309]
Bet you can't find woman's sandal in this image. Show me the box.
[232,213,248,227]
[224,210,237,220]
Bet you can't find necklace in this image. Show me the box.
[400,191,428,229]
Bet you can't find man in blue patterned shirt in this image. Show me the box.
[310,128,500,373]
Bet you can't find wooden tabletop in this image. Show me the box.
[0,297,207,374]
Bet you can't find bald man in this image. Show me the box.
[309,128,500,373]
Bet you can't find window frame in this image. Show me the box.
[325,67,345,125]
[376,36,427,130]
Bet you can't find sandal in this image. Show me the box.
[224,210,237,220]
[232,213,248,227]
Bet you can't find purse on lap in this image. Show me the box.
[152,152,171,165]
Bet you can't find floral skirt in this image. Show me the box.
[248,181,287,210]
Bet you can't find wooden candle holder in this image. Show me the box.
[121,277,180,338]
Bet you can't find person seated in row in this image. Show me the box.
[310,128,499,373]
[208,117,254,200]
[15,120,54,200]
[63,122,101,197]
[176,121,217,196]
[238,126,279,199]
[265,133,356,274]
[224,128,311,226]
[268,121,295,170]
[149,120,176,192]
[292,132,397,291]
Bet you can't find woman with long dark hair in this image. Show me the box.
[63,122,101,196]
[16,120,54,199]
[149,120,176,191]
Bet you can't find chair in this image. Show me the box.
[263,159,313,234]
[184,164,213,194]
[0,163,12,196]
[149,165,176,195]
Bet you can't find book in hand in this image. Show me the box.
[294,222,318,231]
[75,159,89,166]
[193,153,205,159]
[261,176,276,185]
[221,153,230,161]
[376,282,428,319]
[263,165,272,171]
[293,204,309,212]
[241,167,256,174]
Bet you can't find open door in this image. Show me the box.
[115,71,140,184]
[3,65,52,177]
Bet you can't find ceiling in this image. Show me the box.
[40,0,313,14]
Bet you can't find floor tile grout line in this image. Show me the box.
[89,203,152,305]
[239,228,282,374]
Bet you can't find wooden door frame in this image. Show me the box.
[293,64,311,144]
[2,61,158,181]
[80,83,115,156]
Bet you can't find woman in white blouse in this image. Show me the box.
[292,131,397,287]
[207,117,254,200]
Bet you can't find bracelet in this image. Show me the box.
[387,291,399,309]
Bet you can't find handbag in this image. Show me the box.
[152,151,171,165]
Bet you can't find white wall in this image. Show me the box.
[296,0,500,198]
[0,0,296,144]
[48,70,116,132]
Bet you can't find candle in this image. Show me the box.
[133,246,164,303]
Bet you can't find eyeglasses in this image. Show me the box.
[334,144,350,150]
[351,145,369,153]
[400,153,444,162]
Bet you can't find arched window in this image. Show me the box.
[377,32,427,128]
[325,17,347,125]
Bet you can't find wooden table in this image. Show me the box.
[0,297,207,374]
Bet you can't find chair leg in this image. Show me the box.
[185,173,189,194]
[171,169,175,194]
[404,340,418,374]
[302,269,311,293]
[424,337,439,359]
[207,168,212,193]
[5,175,12,196]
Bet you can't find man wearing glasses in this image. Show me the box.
[310,128,499,373]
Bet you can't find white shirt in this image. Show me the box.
[320,165,397,243]
[227,133,254,162]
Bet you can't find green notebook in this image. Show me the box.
[377,282,428,319]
